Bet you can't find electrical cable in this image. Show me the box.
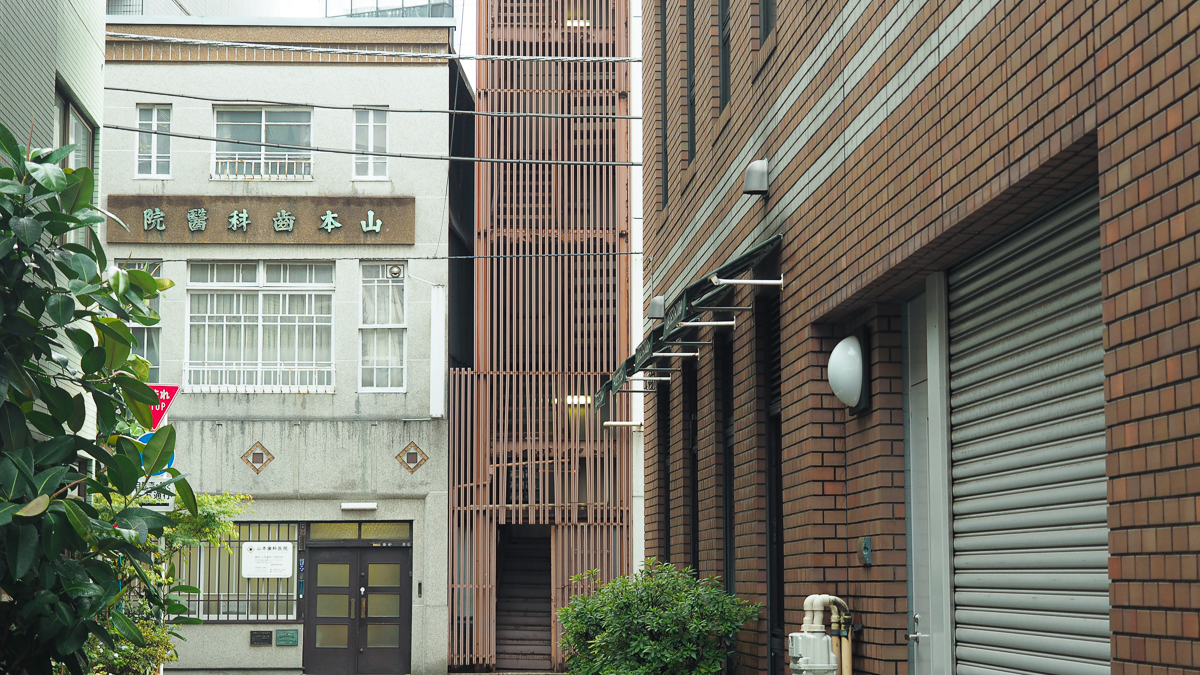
[105,86,642,121]
[111,252,643,261]
[106,31,641,63]
[102,124,642,167]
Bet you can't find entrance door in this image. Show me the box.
[305,547,413,674]
[904,280,955,675]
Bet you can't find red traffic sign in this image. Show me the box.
[149,384,180,429]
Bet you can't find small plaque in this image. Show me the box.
[276,629,299,646]
[250,630,272,646]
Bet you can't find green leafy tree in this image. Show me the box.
[557,559,760,675]
[0,120,200,675]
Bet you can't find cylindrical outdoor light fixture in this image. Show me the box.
[828,332,869,415]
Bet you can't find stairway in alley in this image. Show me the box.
[496,526,552,671]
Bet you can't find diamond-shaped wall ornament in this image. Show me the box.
[242,442,274,474]
[396,441,428,474]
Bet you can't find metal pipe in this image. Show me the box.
[678,320,736,327]
[652,352,699,358]
[709,275,784,286]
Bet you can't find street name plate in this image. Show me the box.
[241,542,294,578]
[276,629,299,646]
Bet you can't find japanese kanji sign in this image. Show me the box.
[149,384,180,429]
[105,195,415,245]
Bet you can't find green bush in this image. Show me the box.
[0,120,200,675]
[557,559,760,675]
[84,601,178,675]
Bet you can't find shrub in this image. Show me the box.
[557,559,760,675]
[0,120,199,675]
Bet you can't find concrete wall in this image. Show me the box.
[103,36,455,675]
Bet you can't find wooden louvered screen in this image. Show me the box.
[448,0,632,668]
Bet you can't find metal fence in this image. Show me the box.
[212,154,312,180]
[170,523,299,621]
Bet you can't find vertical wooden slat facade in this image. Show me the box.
[449,0,632,668]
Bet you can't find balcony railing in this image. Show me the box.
[324,0,453,17]
[212,153,312,180]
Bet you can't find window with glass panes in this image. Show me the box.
[360,264,406,389]
[187,262,334,392]
[137,105,171,176]
[214,108,312,179]
[124,261,163,382]
[170,523,299,621]
[55,94,94,246]
[354,108,387,178]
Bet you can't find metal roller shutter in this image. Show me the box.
[946,193,1108,675]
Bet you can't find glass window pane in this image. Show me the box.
[367,593,400,617]
[139,108,152,122]
[265,110,311,123]
[361,522,411,540]
[366,624,400,648]
[214,263,235,282]
[355,124,368,153]
[190,264,210,283]
[356,109,368,125]
[367,564,401,587]
[138,159,151,174]
[266,264,282,283]
[316,594,349,617]
[314,625,348,648]
[314,264,333,283]
[216,110,262,124]
[316,563,350,587]
[310,522,359,540]
[158,107,171,123]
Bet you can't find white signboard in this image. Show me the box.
[240,542,294,579]
[139,473,175,513]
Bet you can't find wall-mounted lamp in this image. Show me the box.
[341,502,378,511]
[648,295,666,321]
[828,332,869,415]
[743,158,769,196]
[652,351,699,358]
[710,275,784,286]
[679,320,736,328]
[603,421,643,431]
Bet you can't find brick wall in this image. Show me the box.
[1096,0,1200,672]
[642,0,1200,673]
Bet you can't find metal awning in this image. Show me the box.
[595,234,782,411]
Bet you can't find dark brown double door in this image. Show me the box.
[304,547,412,674]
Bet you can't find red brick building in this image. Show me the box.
[622,0,1200,674]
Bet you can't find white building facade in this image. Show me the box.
[102,17,474,675]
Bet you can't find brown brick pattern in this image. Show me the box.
[641,0,1200,673]
[1096,0,1200,672]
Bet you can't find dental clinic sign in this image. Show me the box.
[241,542,294,579]
[105,195,415,246]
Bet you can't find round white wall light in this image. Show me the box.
[828,334,869,413]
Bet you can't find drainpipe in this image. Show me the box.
[790,594,840,675]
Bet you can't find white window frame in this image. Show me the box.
[135,105,172,178]
[211,107,313,181]
[358,262,408,393]
[353,106,388,180]
[122,260,164,382]
[184,261,336,394]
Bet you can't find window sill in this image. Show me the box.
[358,387,407,394]
[184,385,335,394]
[754,30,778,80]
[352,176,390,182]
[134,175,172,180]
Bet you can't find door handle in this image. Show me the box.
[361,598,367,617]
[350,597,356,619]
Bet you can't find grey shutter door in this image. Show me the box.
[946,193,1109,675]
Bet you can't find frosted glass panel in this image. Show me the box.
[317,563,349,587]
[368,564,401,587]
[368,593,401,617]
[315,624,348,648]
[367,624,400,648]
[316,594,348,617]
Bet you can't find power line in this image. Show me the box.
[105,86,642,121]
[106,31,642,63]
[103,124,642,167]
[129,252,644,262]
